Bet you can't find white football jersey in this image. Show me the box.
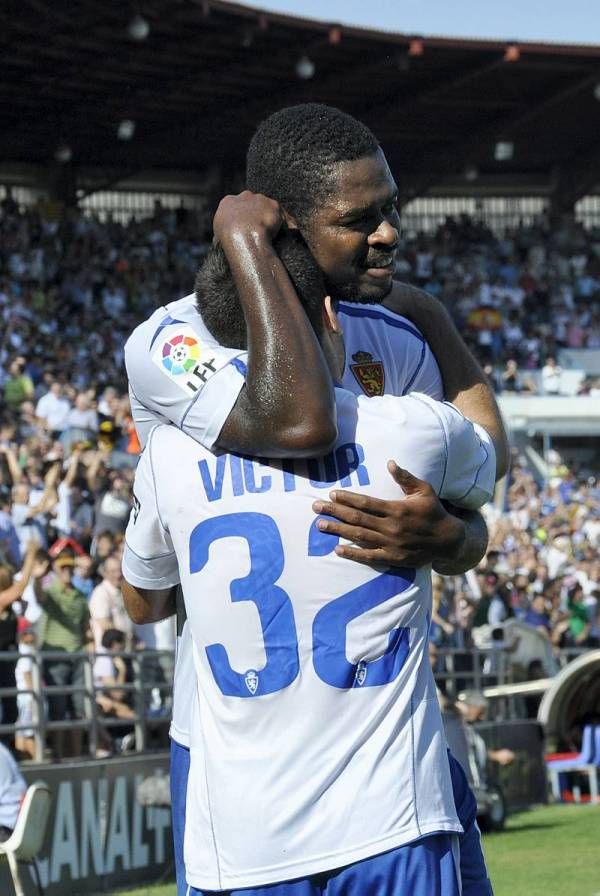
[123,389,495,890]
[125,294,445,749]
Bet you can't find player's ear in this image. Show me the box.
[322,296,341,333]
[282,208,299,230]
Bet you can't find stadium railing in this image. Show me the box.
[0,645,591,760]
[0,648,173,762]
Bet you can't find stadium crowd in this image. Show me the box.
[0,194,598,759]
[394,211,600,394]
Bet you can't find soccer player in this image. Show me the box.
[123,229,496,894]
[125,105,502,895]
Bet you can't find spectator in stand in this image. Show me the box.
[0,541,37,739]
[93,628,135,756]
[92,530,116,562]
[523,594,553,638]
[35,381,71,437]
[89,555,132,650]
[499,359,520,392]
[541,356,563,395]
[3,358,34,410]
[34,551,90,759]
[0,487,21,568]
[87,456,132,537]
[10,475,57,553]
[0,741,26,841]
[62,391,98,452]
[14,618,37,759]
[456,691,516,773]
[72,553,96,599]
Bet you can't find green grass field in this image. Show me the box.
[112,804,600,896]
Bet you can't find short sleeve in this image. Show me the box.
[404,340,444,400]
[125,311,247,451]
[122,429,180,589]
[411,394,496,509]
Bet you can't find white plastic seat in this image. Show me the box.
[0,782,51,896]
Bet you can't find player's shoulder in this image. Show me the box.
[337,296,425,342]
[125,293,200,349]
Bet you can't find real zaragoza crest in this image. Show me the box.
[349,350,385,397]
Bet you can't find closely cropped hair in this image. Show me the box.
[246,104,379,226]
[195,230,326,350]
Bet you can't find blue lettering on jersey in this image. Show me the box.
[190,512,300,698]
[198,454,227,501]
[188,511,415,698]
[242,458,272,494]
[197,444,370,503]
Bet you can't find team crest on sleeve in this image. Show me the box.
[245,669,259,695]
[152,325,227,395]
[350,351,385,397]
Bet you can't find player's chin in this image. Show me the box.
[342,274,394,304]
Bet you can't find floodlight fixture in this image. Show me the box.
[128,14,150,41]
[296,55,315,80]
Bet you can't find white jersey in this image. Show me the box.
[125,294,445,747]
[123,389,495,889]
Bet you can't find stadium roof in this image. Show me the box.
[3,0,600,203]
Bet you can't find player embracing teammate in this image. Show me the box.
[123,105,506,895]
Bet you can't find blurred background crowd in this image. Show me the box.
[395,212,600,395]
[0,196,598,760]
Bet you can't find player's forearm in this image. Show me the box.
[122,580,176,625]
[432,507,488,576]
[386,287,509,480]
[218,230,336,457]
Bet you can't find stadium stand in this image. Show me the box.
[0,194,598,763]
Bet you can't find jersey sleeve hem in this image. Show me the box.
[122,543,180,589]
[183,360,245,450]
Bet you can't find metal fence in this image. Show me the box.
[0,645,590,761]
[0,648,173,762]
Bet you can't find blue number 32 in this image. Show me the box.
[189,512,414,698]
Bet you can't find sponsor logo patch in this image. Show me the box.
[350,350,385,397]
[152,326,225,395]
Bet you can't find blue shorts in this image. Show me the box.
[171,739,492,896]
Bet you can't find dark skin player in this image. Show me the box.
[287,148,508,572]
[211,155,507,575]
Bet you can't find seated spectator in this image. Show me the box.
[0,741,26,841]
[34,551,90,759]
[456,691,516,780]
[500,358,521,393]
[14,618,37,760]
[541,356,563,395]
[94,629,134,718]
[0,541,38,735]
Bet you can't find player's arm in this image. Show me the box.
[215,192,336,457]
[313,463,489,571]
[121,430,180,625]
[122,582,176,626]
[384,282,509,480]
[312,397,495,572]
[126,193,336,458]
